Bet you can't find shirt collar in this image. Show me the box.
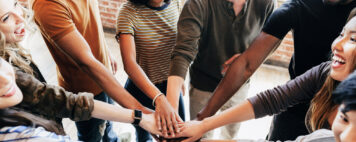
[223,0,249,19]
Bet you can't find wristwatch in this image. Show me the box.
[132,109,142,126]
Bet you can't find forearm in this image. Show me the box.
[80,59,144,110]
[54,31,145,111]
[125,62,161,99]
[166,76,185,110]
[91,100,134,123]
[202,101,255,132]
[200,32,280,117]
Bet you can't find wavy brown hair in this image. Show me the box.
[306,75,339,131]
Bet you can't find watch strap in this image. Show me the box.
[132,109,142,126]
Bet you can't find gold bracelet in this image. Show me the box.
[152,93,164,107]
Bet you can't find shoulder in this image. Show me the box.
[303,61,330,83]
[118,1,141,18]
[32,0,68,12]
[318,61,331,75]
[120,1,144,12]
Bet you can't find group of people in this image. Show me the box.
[0,0,355,141]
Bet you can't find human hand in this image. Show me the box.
[155,95,183,137]
[221,54,240,76]
[152,131,187,142]
[140,113,163,135]
[175,121,206,142]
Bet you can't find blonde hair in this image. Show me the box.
[0,2,35,75]
[0,32,33,74]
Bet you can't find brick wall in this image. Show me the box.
[20,0,294,67]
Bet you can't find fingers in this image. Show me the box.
[175,113,184,123]
[156,112,162,131]
[225,53,241,65]
[179,125,187,132]
[161,115,168,137]
[167,113,175,137]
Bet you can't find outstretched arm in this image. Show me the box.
[32,1,151,113]
[119,34,182,137]
[91,100,162,135]
[55,30,151,113]
[197,32,280,120]
[177,101,255,142]
[16,69,160,135]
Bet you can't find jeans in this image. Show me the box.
[125,79,186,142]
[75,92,118,142]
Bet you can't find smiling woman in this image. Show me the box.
[0,0,25,43]
[0,58,23,109]
[0,0,38,77]
[308,15,356,132]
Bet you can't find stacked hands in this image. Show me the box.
[139,94,208,142]
[140,54,243,142]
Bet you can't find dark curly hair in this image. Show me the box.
[129,0,171,5]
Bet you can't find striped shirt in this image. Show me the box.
[0,126,78,142]
[116,0,181,84]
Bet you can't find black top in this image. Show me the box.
[263,0,355,79]
[262,0,355,140]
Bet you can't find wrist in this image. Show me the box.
[139,113,146,127]
[201,117,213,133]
[154,94,166,105]
[152,93,164,106]
[132,109,142,126]
[203,103,217,116]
